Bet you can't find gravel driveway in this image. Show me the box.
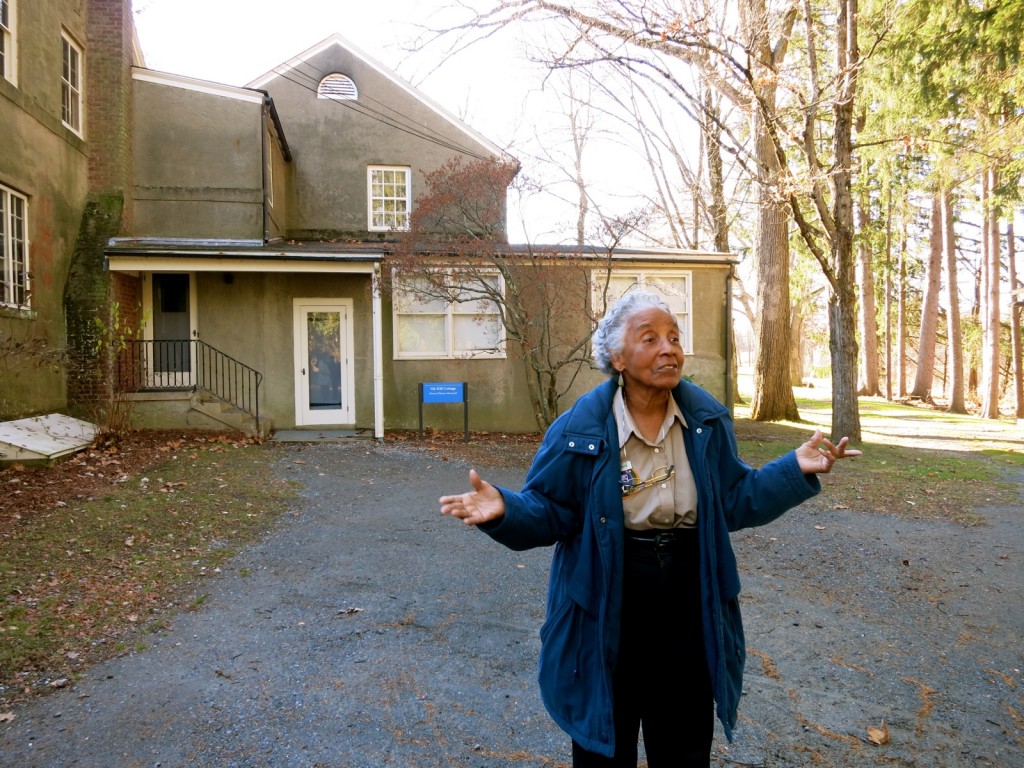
[1,440,1021,767]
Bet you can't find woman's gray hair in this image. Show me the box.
[592,290,674,377]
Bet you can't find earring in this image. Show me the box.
[617,372,623,387]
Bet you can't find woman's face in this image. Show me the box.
[612,307,684,394]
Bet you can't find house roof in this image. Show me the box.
[245,33,509,162]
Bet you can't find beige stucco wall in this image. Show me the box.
[131,76,265,240]
[0,1,90,419]
[189,270,377,431]
[382,262,733,434]
[259,41,504,241]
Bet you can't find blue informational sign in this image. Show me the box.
[418,382,469,441]
[422,382,465,403]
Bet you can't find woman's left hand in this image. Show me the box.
[796,430,862,475]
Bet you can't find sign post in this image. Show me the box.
[419,382,469,442]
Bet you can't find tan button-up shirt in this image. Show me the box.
[614,388,698,529]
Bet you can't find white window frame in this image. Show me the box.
[368,165,411,232]
[392,269,506,360]
[0,183,29,309]
[1,0,17,86]
[317,72,357,100]
[61,31,83,135]
[265,150,274,208]
[593,270,693,355]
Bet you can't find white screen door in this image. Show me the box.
[294,299,354,426]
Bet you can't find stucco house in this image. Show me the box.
[5,2,738,436]
[106,35,737,436]
[0,0,97,417]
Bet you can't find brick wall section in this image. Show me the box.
[86,0,134,226]
[65,0,137,420]
[65,195,125,419]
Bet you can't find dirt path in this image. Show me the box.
[0,442,1021,767]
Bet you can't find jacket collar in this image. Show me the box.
[562,378,728,437]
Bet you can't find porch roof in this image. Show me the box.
[105,239,385,273]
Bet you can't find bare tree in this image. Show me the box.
[389,156,633,429]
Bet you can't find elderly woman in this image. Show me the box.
[440,291,859,767]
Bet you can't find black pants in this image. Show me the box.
[572,529,714,768]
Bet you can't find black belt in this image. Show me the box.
[624,528,695,550]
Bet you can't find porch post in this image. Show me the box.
[372,264,385,439]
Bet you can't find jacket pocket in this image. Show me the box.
[539,592,602,726]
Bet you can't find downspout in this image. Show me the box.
[725,264,735,413]
[260,106,269,242]
[372,263,385,439]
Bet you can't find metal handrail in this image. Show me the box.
[118,340,262,431]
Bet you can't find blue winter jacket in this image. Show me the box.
[480,378,820,757]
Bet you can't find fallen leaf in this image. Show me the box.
[49,678,70,689]
[124,536,135,547]
[0,712,14,723]
[336,607,364,616]
[867,720,890,745]
[814,525,826,530]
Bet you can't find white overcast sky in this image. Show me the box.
[132,0,600,242]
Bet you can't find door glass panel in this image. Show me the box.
[307,311,342,410]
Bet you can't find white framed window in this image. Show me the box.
[594,270,693,354]
[1,183,29,309]
[1,0,16,85]
[393,270,505,359]
[317,73,357,100]
[61,31,83,135]
[368,166,411,231]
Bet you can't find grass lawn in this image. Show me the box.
[734,384,1024,524]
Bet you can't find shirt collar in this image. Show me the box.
[613,386,687,449]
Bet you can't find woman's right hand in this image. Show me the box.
[440,469,506,526]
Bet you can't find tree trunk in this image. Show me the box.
[1009,220,1023,419]
[790,309,805,386]
[942,188,966,413]
[884,190,893,400]
[749,115,799,422]
[981,168,1001,418]
[897,225,907,399]
[856,187,881,396]
[910,190,944,401]
[827,0,861,442]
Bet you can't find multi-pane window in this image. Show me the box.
[61,32,82,134]
[393,271,505,359]
[368,166,410,231]
[595,270,693,354]
[0,0,14,84]
[1,184,29,309]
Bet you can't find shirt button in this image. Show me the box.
[599,517,606,524]
[588,443,595,450]
[696,428,702,434]
[654,447,660,453]
[568,441,575,447]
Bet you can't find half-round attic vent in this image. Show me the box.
[317,73,358,100]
